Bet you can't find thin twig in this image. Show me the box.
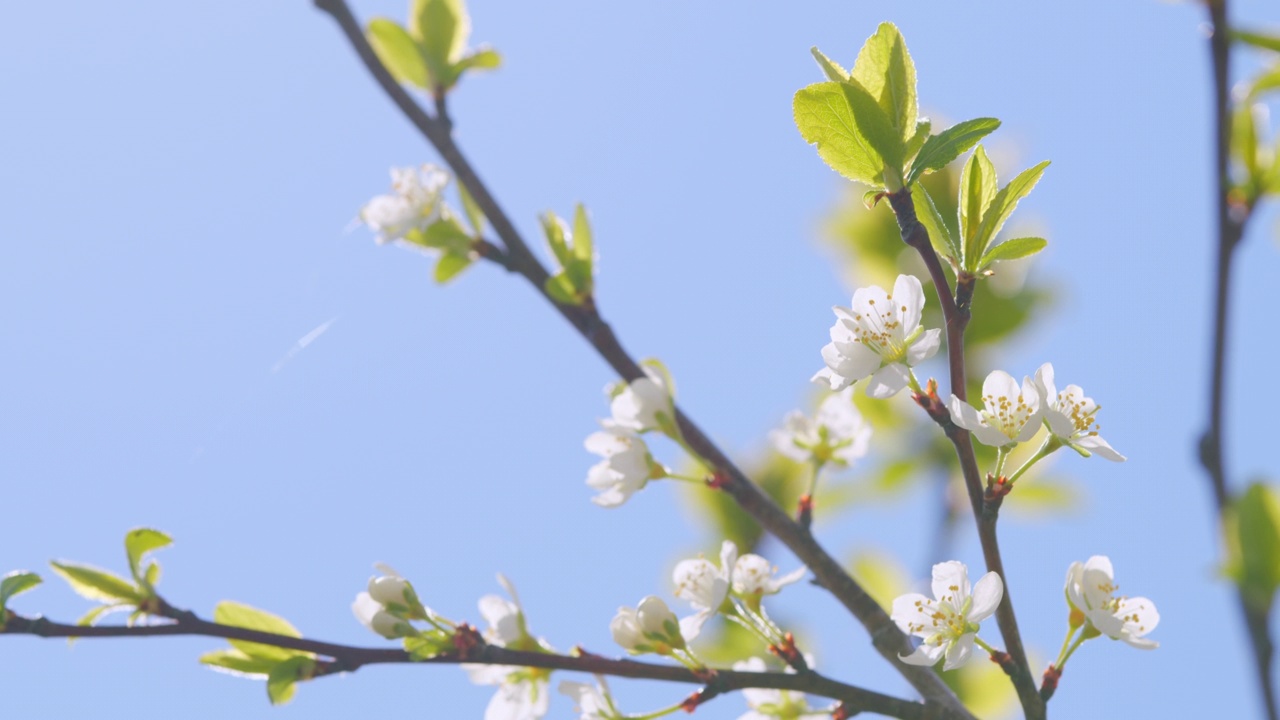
[1202,2,1276,718]
[312,0,971,714]
[887,189,1043,720]
[1,611,953,720]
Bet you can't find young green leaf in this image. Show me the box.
[1227,483,1280,614]
[904,118,931,164]
[213,601,312,664]
[978,237,1048,270]
[906,118,1002,186]
[452,47,501,77]
[366,18,429,89]
[839,81,905,188]
[794,82,886,188]
[850,22,918,141]
[49,561,143,604]
[124,528,171,587]
[544,273,581,306]
[571,204,593,264]
[434,251,472,283]
[412,0,469,90]
[1251,66,1280,98]
[809,47,848,82]
[1232,102,1266,197]
[958,145,997,264]
[77,603,131,628]
[200,649,278,678]
[968,160,1050,271]
[267,656,315,706]
[540,212,572,268]
[410,215,473,253]
[1231,29,1280,54]
[0,571,41,619]
[911,185,960,260]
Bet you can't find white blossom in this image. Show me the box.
[465,576,553,720]
[608,373,672,433]
[948,370,1043,448]
[891,561,1003,671]
[610,595,684,653]
[360,165,448,244]
[813,274,941,398]
[1065,556,1158,649]
[673,540,737,640]
[1035,363,1126,461]
[558,676,619,720]
[351,564,417,639]
[584,426,657,508]
[771,387,872,468]
[732,554,806,598]
[731,657,827,720]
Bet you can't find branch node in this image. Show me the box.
[1040,664,1063,702]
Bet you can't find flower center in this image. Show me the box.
[982,391,1035,438]
[848,296,915,362]
[1057,391,1102,436]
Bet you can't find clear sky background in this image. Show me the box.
[3,1,1279,718]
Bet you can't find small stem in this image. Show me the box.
[972,636,1000,656]
[1055,633,1087,672]
[626,700,689,720]
[1005,435,1060,485]
[993,447,1009,479]
[1053,627,1079,669]
[907,369,924,395]
[662,473,707,484]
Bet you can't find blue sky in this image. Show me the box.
[2,1,1279,718]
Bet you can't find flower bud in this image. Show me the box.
[635,595,678,637]
[609,607,646,651]
[368,575,411,607]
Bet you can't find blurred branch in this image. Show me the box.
[1201,2,1276,718]
[886,189,1043,720]
[0,610,952,720]
[313,0,972,714]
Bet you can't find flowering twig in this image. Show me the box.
[1201,2,1276,718]
[886,188,1043,719]
[313,0,971,714]
[0,611,957,720]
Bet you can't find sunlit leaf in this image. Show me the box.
[200,649,277,678]
[213,601,311,663]
[124,528,171,587]
[794,82,885,188]
[978,237,1047,270]
[907,118,1001,186]
[366,18,429,88]
[49,562,142,604]
[969,160,1050,272]
[411,0,470,89]
[434,252,472,283]
[850,22,918,141]
[0,571,41,612]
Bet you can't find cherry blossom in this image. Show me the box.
[891,561,1003,671]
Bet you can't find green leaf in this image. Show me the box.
[1227,483,1280,614]
[958,145,997,264]
[1232,29,1280,54]
[213,601,311,663]
[850,22,917,141]
[49,561,142,604]
[77,603,130,628]
[452,47,501,77]
[366,18,429,89]
[267,656,314,706]
[412,0,469,89]
[904,118,930,164]
[809,47,848,82]
[0,571,41,612]
[794,82,887,188]
[410,215,473,253]
[978,237,1048,269]
[433,251,472,283]
[911,185,959,260]
[200,649,278,678]
[906,118,1002,186]
[571,204,593,265]
[124,528,171,587]
[404,634,452,660]
[544,273,581,305]
[968,160,1050,272]
[1251,66,1280,98]
[457,183,486,235]
[839,81,904,188]
[1233,102,1268,197]
[540,212,572,268]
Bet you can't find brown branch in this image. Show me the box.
[1,611,954,720]
[312,0,972,715]
[1202,2,1276,718]
[887,189,1043,720]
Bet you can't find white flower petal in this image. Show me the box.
[931,561,971,608]
[866,363,910,399]
[1076,433,1126,462]
[890,592,937,637]
[893,274,925,336]
[907,327,942,365]
[899,642,945,666]
[942,634,975,671]
[969,572,1004,622]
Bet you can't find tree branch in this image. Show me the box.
[312,0,971,714]
[886,189,1043,720]
[1201,2,1276,718]
[1,611,956,720]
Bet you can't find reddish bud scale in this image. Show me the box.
[706,471,731,490]
[831,703,851,720]
[1040,664,1063,701]
[452,624,483,655]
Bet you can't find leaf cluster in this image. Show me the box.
[366,0,500,97]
